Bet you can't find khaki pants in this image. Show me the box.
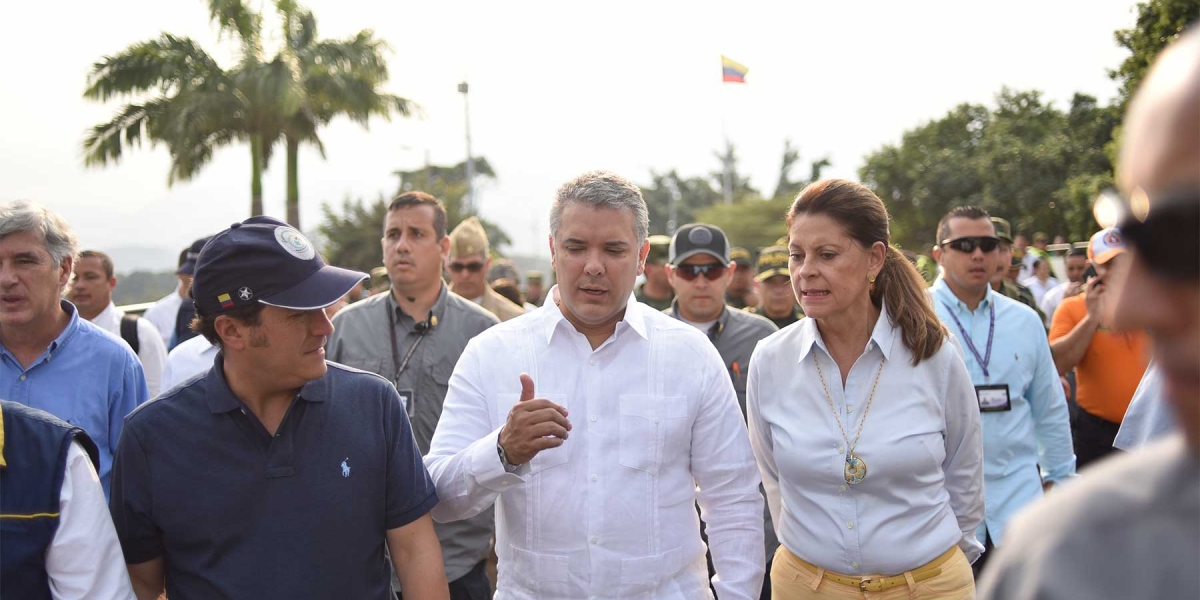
[770,545,975,599]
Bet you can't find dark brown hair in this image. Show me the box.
[787,179,946,364]
[936,206,991,245]
[388,191,448,239]
[190,302,265,348]
[78,250,114,279]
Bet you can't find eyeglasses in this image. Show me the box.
[674,263,727,281]
[448,261,485,273]
[1108,188,1199,281]
[940,236,1000,254]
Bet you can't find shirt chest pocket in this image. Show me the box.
[618,394,689,475]
[494,391,571,473]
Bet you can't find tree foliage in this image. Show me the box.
[317,157,511,273]
[1110,0,1200,111]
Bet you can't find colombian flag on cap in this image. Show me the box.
[722,55,749,83]
[218,293,234,309]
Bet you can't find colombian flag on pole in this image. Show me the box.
[721,55,748,83]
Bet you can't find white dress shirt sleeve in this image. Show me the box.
[136,318,168,397]
[44,441,136,600]
[939,346,986,563]
[425,340,525,523]
[746,343,782,542]
[690,343,765,599]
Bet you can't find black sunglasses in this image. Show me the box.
[448,261,485,273]
[674,263,727,281]
[1108,188,1199,281]
[940,236,1000,254]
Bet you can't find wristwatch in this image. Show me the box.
[497,441,521,473]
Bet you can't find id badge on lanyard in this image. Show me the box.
[975,384,1012,412]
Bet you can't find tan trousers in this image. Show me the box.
[770,545,975,599]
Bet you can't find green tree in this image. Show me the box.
[84,1,295,216]
[773,138,830,201]
[1110,0,1200,111]
[694,197,792,251]
[640,170,722,235]
[274,0,414,229]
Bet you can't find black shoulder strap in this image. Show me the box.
[120,313,140,355]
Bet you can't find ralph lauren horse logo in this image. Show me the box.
[340,458,351,478]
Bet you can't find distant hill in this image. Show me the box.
[103,246,179,275]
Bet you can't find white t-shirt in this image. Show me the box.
[90,303,168,397]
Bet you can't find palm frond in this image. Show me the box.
[208,0,262,56]
[84,34,225,102]
[81,98,173,166]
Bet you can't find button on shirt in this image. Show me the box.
[425,290,765,599]
[0,300,149,498]
[89,303,168,397]
[110,357,437,599]
[327,285,498,582]
[931,279,1075,546]
[747,304,984,576]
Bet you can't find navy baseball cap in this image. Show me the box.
[669,223,731,266]
[191,216,367,315]
[176,237,211,276]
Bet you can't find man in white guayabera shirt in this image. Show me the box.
[425,170,766,599]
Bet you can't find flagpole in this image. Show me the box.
[720,58,733,205]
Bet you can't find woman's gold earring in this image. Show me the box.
[868,274,876,284]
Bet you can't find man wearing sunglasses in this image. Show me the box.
[979,28,1199,600]
[930,206,1075,578]
[446,217,524,322]
[663,224,778,598]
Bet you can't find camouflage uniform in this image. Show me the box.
[744,246,805,330]
[634,235,674,310]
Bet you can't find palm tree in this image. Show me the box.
[274,0,414,229]
[83,1,297,216]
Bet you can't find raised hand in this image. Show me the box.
[498,373,571,466]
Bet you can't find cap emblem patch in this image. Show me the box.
[274,226,315,260]
[238,287,253,300]
[218,293,234,309]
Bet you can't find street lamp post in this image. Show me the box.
[458,81,476,215]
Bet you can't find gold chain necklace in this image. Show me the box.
[812,353,885,485]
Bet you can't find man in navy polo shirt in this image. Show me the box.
[109,216,449,600]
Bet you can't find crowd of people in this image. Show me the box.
[1,28,1197,600]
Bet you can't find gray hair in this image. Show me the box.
[550,171,649,246]
[0,200,79,267]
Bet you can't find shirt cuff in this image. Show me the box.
[959,531,986,564]
[468,426,526,491]
[1040,457,1078,483]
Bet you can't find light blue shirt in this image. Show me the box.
[1113,363,1176,450]
[931,279,1075,546]
[0,300,149,498]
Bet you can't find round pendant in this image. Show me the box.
[844,455,868,485]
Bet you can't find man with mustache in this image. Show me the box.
[978,28,1200,600]
[109,216,449,599]
[426,171,765,598]
[328,191,500,599]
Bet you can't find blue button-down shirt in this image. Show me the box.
[0,300,149,498]
[930,279,1075,546]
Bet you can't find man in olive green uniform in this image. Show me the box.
[447,217,525,322]
[991,217,1047,325]
[724,247,760,309]
[745,246,804,329]
[634,234,674,310]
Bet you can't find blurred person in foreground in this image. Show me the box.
[746,246,805,329]
[749,180,984,599]
[425,170,765,598]
[0,200,149,500]
[725,246,760,309]
[69,250,168,396]
[109,217,447,599]
[978,28,1200,600]
[446,217,524,322]
[1049,229,1150,469]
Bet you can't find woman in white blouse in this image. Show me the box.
[747,179,985,599]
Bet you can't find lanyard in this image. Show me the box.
[387,303,428,387]
[941,300,995,379]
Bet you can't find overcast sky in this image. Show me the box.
[1,0,1138,266]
